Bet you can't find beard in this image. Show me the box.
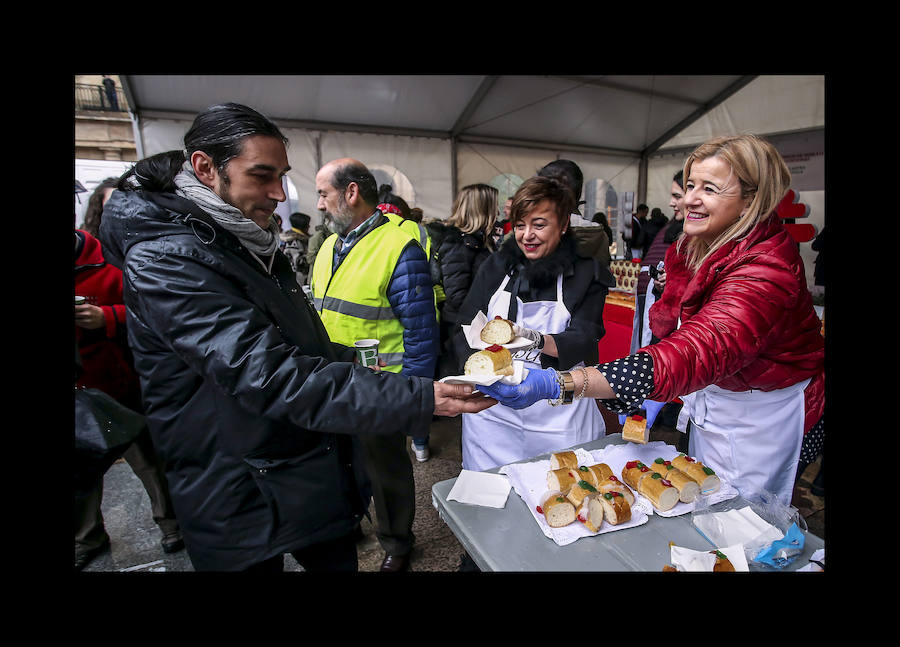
[323,197,355,235]
[217,172,276,226]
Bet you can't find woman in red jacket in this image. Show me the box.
[75,227,184,570]
[478,134,824,506]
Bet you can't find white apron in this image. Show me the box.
[461,273,606,472]
[677,378,810,505]
[629,266,655,354]
[641,278,657,347]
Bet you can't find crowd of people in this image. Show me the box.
[74,101,825,573]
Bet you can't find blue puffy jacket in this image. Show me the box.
[388,243,440,379]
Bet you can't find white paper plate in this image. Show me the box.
[499,448,650,546]
[469,335,533,351]
[462,312,534,351]
[439,361,528,386]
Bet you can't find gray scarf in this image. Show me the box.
[173,161,279,257]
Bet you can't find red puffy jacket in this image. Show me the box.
[643,214,824,434]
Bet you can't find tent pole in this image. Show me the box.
[451,136,458,207]
[129,112,145,161]
[314,133,322,173]
[637,153,648,206]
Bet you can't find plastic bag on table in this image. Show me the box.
[690,482,807,569]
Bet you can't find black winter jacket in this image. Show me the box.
[451,234,615,374]
[430,222,491,325]
[99,189,434,571]
[640,212,669,258]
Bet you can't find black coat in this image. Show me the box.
[641,213,669,258]
[811,227,825,286]
[430,222,491,325]
[451,234,615,374]
[99,189,435,570]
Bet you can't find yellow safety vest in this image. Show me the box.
[383,211,430,257]
[310,222,416,373]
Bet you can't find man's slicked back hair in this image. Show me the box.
[120,102,288,193]
[184,102,288,173]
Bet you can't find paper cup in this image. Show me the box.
[353,339,380,368]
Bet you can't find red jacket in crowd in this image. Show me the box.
[75,229,141,409]
[642,214,824,434]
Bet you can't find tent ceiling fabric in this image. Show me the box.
[121,75,755,156]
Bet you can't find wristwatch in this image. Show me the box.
[549,370,576,406]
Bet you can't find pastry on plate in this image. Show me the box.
[480,316,516,344]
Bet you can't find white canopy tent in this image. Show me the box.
[113,74,824,277]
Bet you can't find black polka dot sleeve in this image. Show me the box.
[595,352,655,414]
[799,416,824,465]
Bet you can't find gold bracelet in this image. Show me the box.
[549,370,576,406]
[548,370,565,406]
[576,366,589,400]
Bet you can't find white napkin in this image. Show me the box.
[447,470,512,508]
[796,548,825,572]
[461,311,490,349]
[461,311,530,350]
[693,505,784,549]
[439,360,528,386]
[670,544,749,572]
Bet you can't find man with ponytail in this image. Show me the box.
[98,103,493,572]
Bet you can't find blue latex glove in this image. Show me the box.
[475,368,560,410]
[618,399,666,428]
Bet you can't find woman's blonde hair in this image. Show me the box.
[447,183,499,248]
[679,134,791,271]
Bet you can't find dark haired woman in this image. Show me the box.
[80,177,118,237]
[451,175,615,472]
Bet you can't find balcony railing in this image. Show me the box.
[74,82,130,113]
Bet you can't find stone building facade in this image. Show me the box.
[74,75,137,162]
